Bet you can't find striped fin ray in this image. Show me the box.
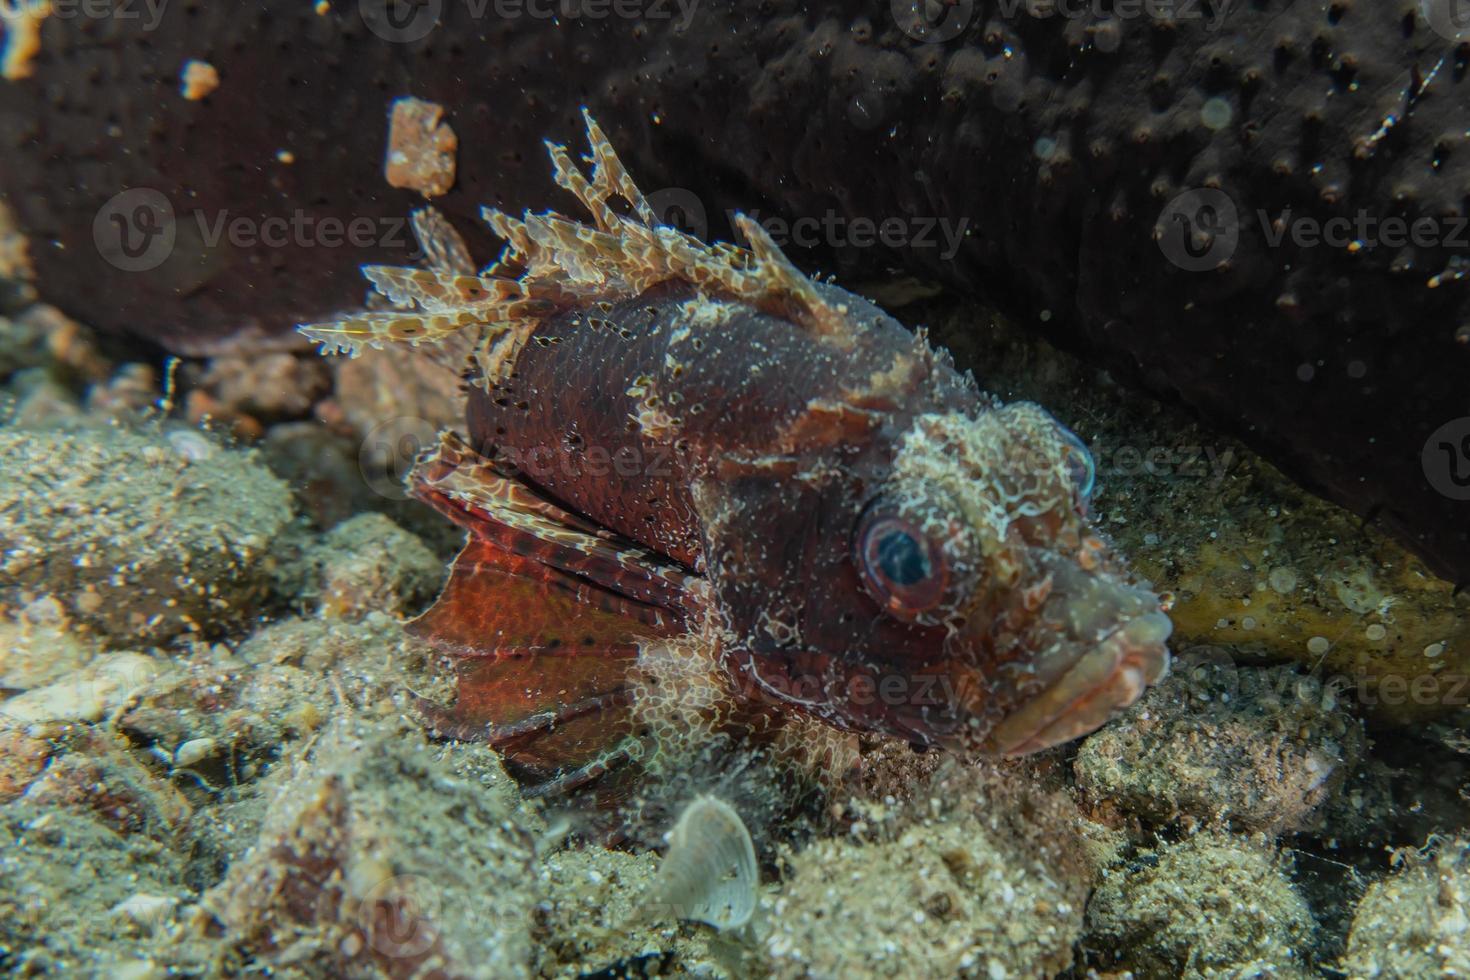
[411,207,477,276]
[300,109,863,374]
[298,308,490,357]
[413,432,706,618]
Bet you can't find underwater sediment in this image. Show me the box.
[1,289,1467,976]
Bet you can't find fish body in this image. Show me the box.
[302,113,1172,794]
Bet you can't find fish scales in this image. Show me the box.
[469,280,973,570]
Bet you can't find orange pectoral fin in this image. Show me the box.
[410,536,674,657]
[403,434,704,798]
[409,536,667,795]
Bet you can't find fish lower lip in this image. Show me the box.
[979,611,1173,757]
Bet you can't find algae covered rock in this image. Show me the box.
[308,513,442,620]
[536,844,751,979]
[0,803,192,977]
[112,613,443,809]
[0,598,104,691]
[1,651,173,730]
[1342,839,1470,978]
[0,426,294,643]
[18,728,192,843]
[1086,833,1318,978]
[201,714,538,979]
[1075,650,1364,835]
[764,764,1091,979]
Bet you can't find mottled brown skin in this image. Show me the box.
[464,277,1012,744]
[470,281,972,550]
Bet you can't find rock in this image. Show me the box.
[0,727,51,802]
[308,513,443,620]
[0,427,294,643]
[764,764,1091,979]
[116,614,440,779]
[258,419,465,548]
[329,346,465,458]
[0,600,100,690]
[0,306,50,379]
[20,729,193,842]
[1085,833,1319,978]
[5,366,84,428]
[1075,651,1365,835]
[0,303,107,384]
[258,421,373,529]
[194,352,329,422]
[0,652,173,729]
[0,200,34,311]
[535,845,742,978]
[1342,839,1470,978]
[85,362,161,420]
[383,96,458,199]
[0,803,196,975]
[200,714,538,979]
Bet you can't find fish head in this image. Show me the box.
[842,405,1171,754]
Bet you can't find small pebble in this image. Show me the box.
[1268,567,1299,594]
[1200,97,1233,130]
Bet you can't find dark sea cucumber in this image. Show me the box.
[1,0,1466,581]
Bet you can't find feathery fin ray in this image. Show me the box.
[298,109,858,385]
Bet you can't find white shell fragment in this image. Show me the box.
[647,795,758,930]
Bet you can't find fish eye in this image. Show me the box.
[1059,426,1096,500]
[855,509,949,620]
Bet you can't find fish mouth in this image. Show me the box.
[979,610,1173,756]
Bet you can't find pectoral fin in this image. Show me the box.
[406,435,700,799]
